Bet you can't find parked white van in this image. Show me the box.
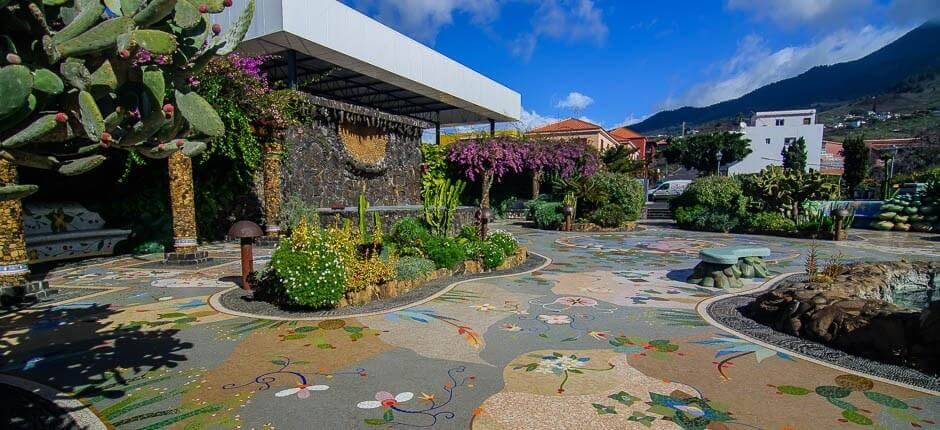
[647,180,692,201]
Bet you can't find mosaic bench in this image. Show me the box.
[687,245,771,288]
[24,203,131,264]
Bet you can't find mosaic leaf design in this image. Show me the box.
[592,403,617,414]
[864,391,907,409]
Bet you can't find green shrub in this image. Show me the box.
[744,212,796,234]
[589,204,628,227]
[425,236,468,270]
[478,241,506,270]
[674,205,739,233]
[389,217,431,256]
[267,225,347,308]
[487,230,518,256]
[671,176,746,232]
[394,256,437,280]
[526,199,564,229]
[590,172,645,220]
[458,225,479,241]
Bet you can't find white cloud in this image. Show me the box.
[887,0,940,24]
[614,114,651,128]
[511,0,609,60]
[347,0,498,44]
[516,109,560,131]
[659,25,910,109]
[727,0,872,27]
[555,92,595,110]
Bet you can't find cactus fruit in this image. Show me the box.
[224,0,233,6]
[5,53,20,64]
[212,23,222,35]
[55,112,68,123]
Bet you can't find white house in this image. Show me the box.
[728,109,824,174]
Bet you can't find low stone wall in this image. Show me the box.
[338,247,529,307]
[746,261,939,374]
[315,206,477,233]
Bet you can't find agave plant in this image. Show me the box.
[0,0,256,201]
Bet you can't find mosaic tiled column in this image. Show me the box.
[262,140,283,238]
[0,159,29,287]
[165,152,206,264]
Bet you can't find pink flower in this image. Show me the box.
[357,391,413,409]
[274,383,328,399]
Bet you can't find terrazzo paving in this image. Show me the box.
[2,223,939,429]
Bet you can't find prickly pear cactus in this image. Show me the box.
[0,0,256,201]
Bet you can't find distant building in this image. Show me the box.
[820,140,845,175]
[728,109,824,174]
[528,118,626,153]
[608,126,648,156]
[809,137,924,174]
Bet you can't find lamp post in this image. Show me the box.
[476,207,493,240]
[228,221,263,290]
[562,204,576,232]
[833,208,849,241]
[716,150,723,176]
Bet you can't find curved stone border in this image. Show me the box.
[0,374,108,430]
[209,252,552,321]
[696,273,940,396]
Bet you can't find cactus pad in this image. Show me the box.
[78,91,106,141]
[131,30,179,54]
[175,90,224,137]
[32,68,64,95]
[133,0,179,27]
[0,184,39,202]
[0,65,33,118]
[1,115,60,148]
[55,16,136,58]
[58,155,107,176]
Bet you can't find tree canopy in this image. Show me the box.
[841,135,868,195]
[661,132,751,175]
[781,137,808,171]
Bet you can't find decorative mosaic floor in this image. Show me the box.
[1,223,938,429]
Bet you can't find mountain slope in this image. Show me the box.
[632,21,940,133]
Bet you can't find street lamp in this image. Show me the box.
[716,150,723,176]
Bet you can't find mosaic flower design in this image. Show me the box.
[693,333,792,380]
[275,383,329,399]
[513,352,614,394]
[538,314,572,325]
[357,391,414,409]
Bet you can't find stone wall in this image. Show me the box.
[281,96,429,208]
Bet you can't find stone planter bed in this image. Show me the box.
[568,221,639,233]
[705,262,940,392]
[216,248,544,319]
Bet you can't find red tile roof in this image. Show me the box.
[864,138,923,149]
[529,118,602,134]
[608,126,644,142]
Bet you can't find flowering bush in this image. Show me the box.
[487,230,518,256]
[268,219,347,308]
[331,222,396,292]
[478,241,506,270]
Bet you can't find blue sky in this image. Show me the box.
[344,0,940,131]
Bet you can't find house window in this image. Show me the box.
[803,117,812,125]
[775,119,785,126]
[765,138,771,145]
[784,137,797,145]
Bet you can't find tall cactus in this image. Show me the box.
[0,0,255,276]
[0,0,256,201]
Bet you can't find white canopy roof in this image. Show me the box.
[213,0,521,126]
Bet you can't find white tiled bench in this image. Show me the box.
[24,203,131,264]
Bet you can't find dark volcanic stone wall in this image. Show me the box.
[282,122,422,208]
